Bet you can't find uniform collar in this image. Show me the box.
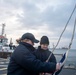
[38,46,48,51]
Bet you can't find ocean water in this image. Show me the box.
[50,49,76,66]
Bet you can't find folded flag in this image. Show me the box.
[59,52,66,66]
[53,52,66,75]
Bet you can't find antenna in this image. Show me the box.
[10,38,13,45]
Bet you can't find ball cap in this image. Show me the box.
[21,33,39,43]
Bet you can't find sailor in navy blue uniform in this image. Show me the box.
[34,36,57,75]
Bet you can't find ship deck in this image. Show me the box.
[59,68,76,75]
[0,58,76,75]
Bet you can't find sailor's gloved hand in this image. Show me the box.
[55,65,64,75]
[56,63,61,71]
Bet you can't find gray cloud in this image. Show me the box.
[17,0,76,30]
[0,0,76,48]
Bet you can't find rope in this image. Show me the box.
[46,4,76,62]
[53,18,76,75]
[60,18,76,67]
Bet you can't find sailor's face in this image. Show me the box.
[27,40,34,46]
[41,44,48,50]
[22,39,34,46]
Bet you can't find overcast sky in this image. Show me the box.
[0,0,76,49]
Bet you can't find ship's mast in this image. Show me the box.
[1,23,5,36]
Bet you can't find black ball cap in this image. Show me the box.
[21,33,39,43]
